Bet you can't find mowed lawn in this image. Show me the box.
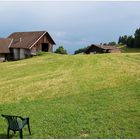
[0,53,140,138]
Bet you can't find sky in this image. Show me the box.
[0,1,140,54]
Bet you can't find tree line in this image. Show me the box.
[118,27,140,48]
[54,27,140,54]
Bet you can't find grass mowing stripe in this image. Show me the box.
[0,53,139,138]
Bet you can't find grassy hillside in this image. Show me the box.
[117,45,140,53]
[0,53,140,138]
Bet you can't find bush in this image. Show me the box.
[74,47,87,54]
[55,46,67,54]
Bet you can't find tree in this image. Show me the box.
[118,36,122,44]
[118,27,140,48]
[134,28,140,48]
[108,41,116,46]
[55,46,67,54]
[103,43,107,46]
[118,35,128,45]
[103,42,116,46]
[74,47,87,54]
[126,36,134,48]
[122,35,128,45]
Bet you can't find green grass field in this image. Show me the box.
[118,45,140,53]
[0,53,140,138]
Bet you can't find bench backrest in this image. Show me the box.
[2,114,20,130]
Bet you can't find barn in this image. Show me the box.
[0,38,12,61]
[8,31,55,60]
[0,31,55,61]
[84,44,120,54]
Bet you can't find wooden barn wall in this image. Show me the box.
[0,54,5,61]
[31,35,53,54]
[86,46,104,54]
[86,46,121,54]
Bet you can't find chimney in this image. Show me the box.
[20,37,22,42]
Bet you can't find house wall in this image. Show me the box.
[0,54,5,61]
[13,48,20,60]
[85,46,104,54]
[30,47,36,55]
[12,48,32,60]
[24,49,31,57]
[49,44,53,52]
[13,48,27,60]
[85,46,121,54]
[20,49,25,59]
[30,35,53,55]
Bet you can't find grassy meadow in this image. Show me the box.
[0,53,140,138]
[118,45,140,53]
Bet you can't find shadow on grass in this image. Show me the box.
[0,133,12,139]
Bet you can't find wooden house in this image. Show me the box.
[0,38,12,61]
[84,44,120,54]
[0,31,55,61]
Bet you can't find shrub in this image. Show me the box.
[55,46,68,54]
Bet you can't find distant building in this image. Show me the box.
[0,38,12,61]
[84,44,120,54]
[0,31,55,61]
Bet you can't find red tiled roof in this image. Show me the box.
[8,31,55,49]
[0,38,12,53]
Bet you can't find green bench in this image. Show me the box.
[2,114,31,139]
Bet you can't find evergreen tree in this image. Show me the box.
[126,36,134,48]
[118,36,122,44]
[134,28,140,48]
[108,41,116,46]
[118,35,127,45]
[122,35,128,45]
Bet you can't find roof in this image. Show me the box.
[0,38,12,53]
[85,44,120,52]
[8,31,55,49]
[91,44,118,50]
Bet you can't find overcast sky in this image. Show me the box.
[0,1,140,54]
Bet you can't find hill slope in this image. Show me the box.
[0,53,140,138]
[117,45,140,53]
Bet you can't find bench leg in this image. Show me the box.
[19,129,23,139]
[7,127,10,138]
[28,124,31,135]
[27,118,31,135]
